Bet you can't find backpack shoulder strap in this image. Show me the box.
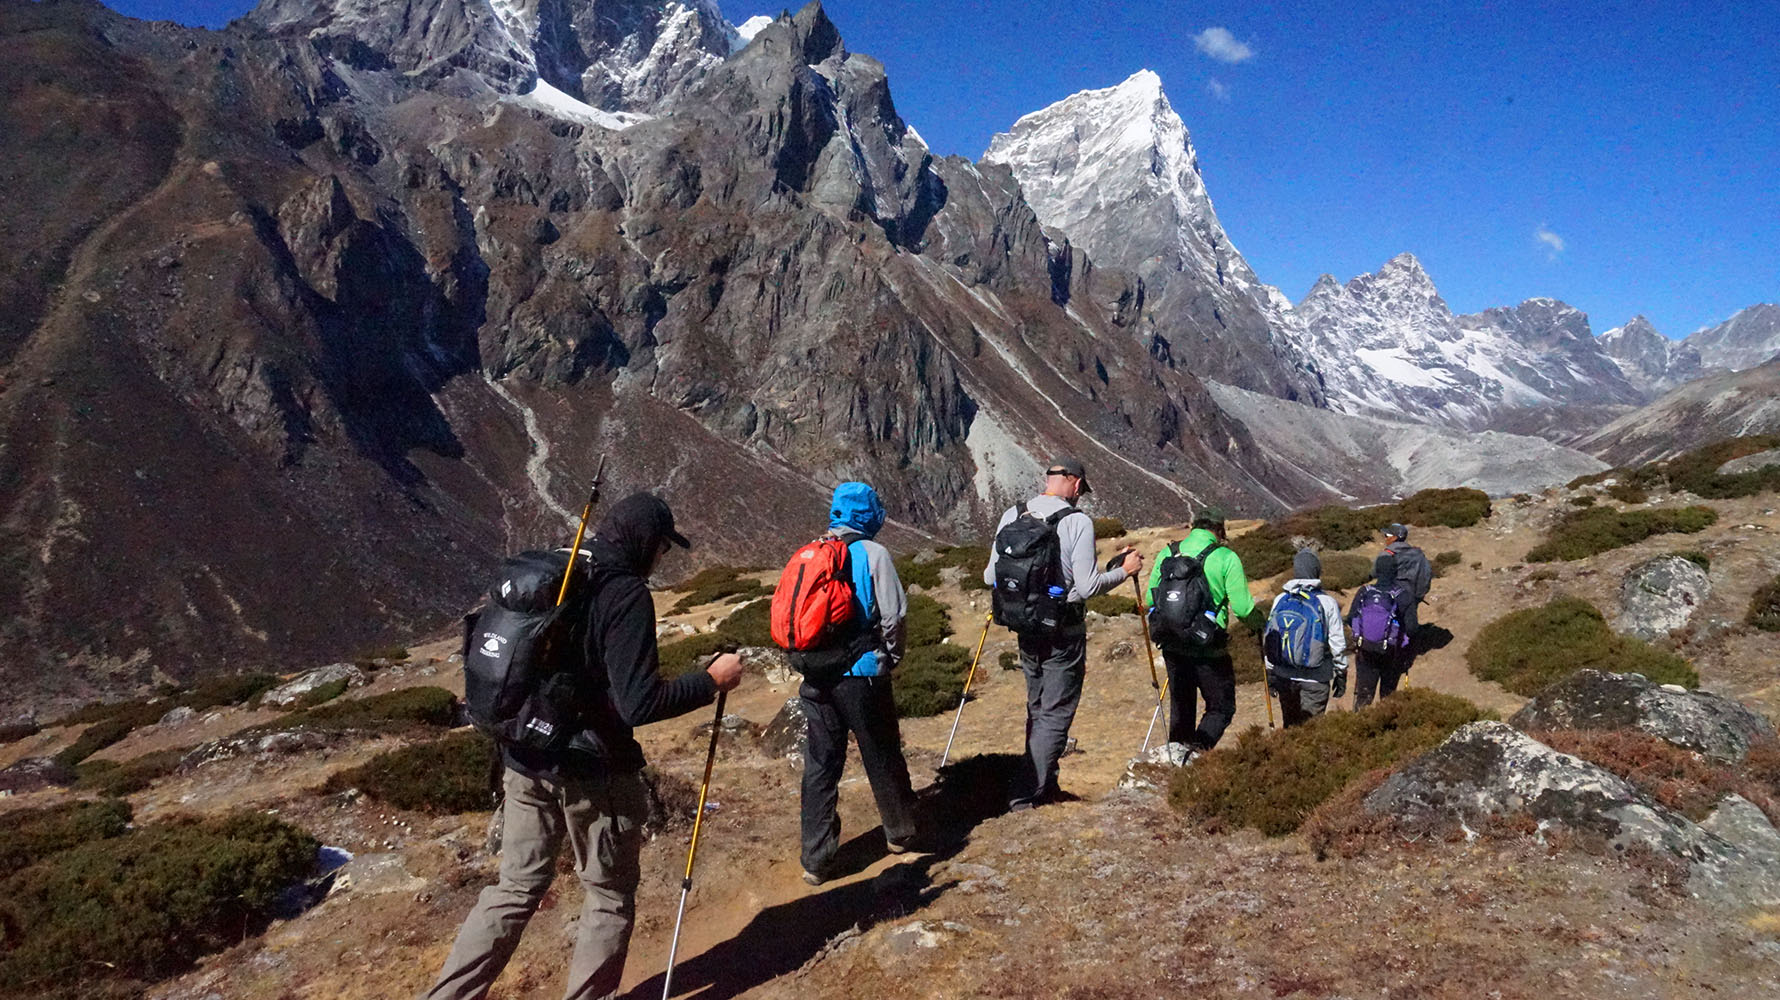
[1044,504,1081,527]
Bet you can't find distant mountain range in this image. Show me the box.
[0,0,1765,711]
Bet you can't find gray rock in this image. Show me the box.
[1615,555,1711,640]
[760,697,809,761]
[1509,669,1775,762]
[158,705,197,727]
[1118,744,1181,791]
[1106,639,1135,661]
[1366,721,1718,861]
[0,756,77,793]
[739,645,794,685]
[260,663,368,707]
[1695,794,1780,906]
[1719,447,1780,476]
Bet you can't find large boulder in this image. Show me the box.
[1717,447,1780,476]
[1509,669,1775,763]
[260,663,369,708]
[1364,721,1719,861]
[761,697,810,762]
[1615,555,1711,640]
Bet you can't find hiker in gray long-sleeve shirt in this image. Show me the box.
[983,458,1140,810]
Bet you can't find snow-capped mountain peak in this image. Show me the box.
[1296,256,1642,427]
[982,70,1323,402]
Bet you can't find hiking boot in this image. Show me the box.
[886,838,915,855]
[801,868,826,886]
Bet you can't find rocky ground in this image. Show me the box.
[3,483,1778,999]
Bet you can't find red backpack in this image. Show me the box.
[770,538,857,652]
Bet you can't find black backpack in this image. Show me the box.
[1149,541,1227,652]
[461,549,591,750]
[991,502,1080,634]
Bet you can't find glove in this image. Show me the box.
[1332,672,1347,699]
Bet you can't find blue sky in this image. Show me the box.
[112,0,1777,337]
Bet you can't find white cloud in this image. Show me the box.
[1206,78,1231,101]
[1536,226,1566,260]
[1194,27,1254,64]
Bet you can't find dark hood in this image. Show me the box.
[1373,553,1398,589]
[589,492,687,575]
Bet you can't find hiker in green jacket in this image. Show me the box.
[1145,508,1260,758]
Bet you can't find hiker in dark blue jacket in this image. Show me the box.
[798,482,919,885]
[1346,552,1418,708]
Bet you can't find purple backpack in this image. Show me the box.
[1351,585,1404,653]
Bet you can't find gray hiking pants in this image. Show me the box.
[423,766,648,1000]
[1015,628,1086,804]
[1270,675,1331,728]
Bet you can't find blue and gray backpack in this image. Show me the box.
[1264,589,1328,677]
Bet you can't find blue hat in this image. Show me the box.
[828,482,886,538]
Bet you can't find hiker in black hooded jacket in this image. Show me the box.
[427,492,744,1000]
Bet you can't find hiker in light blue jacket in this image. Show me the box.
[798,482,918,885]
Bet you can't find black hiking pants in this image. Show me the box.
[1013,627,1087,806]
[1353,648,1407,709]
[1163,649,1236,750]
[799,675,918,875]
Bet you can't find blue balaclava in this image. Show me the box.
[828,481,886,538]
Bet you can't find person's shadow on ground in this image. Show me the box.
[624,752,1026,1000]
[1413,623,1454,656]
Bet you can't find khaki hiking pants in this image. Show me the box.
[424,766,648,1000]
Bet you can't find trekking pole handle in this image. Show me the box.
[555,455,608,608]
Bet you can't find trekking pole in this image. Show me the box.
[1261,636,1278,731]
[662,690,726,1000]
[555,455,607,606]
[940,613,993,769]
[1130,576,1160,690]
[1141,676,1169,753]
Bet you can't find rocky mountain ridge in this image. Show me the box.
[0,0,1404,711]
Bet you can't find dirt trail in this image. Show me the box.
[108,488,1780,999]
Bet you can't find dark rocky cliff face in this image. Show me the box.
[0,0,1329,712]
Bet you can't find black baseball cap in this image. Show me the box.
[1045,457,1092,494]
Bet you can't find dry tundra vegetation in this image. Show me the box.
[0,440,1777,997]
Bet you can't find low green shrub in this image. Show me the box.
[53,717,135,768]
[1432,550,1463,579]
[1671,550,1711,572]
[1226,527,1295,580]
[659,633,730,679]
[1279,504,1397,552]
[258,686,459,735]
[1568,469,1617,489]
[1605,482,1649,504]
[1466,596,1698,695]
[0,799,132,878]
[893,552,942,590]
[658,598,776,677]
[0,811,318,992]
[323,728,496,814]
[904,594,953,648]
[1661,435,1780,499]
[934,545,991,591]
[1749,575,1780,632]
[1396,487,1492,528]
[894,644,969,717]
[295,678,350,709]
[1525,505,1718,562]
[668,566,771,614]
[998,650,1019,671]
[1320,553,1373,592]
[1169,688,1490,835]
[1085,593,1138,617]
[354,644,411,668]
[1568,495,1597,507]
[1092,517,1127,539]
[74,747,189,797]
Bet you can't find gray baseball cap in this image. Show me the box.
[1045,457,1092,494]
